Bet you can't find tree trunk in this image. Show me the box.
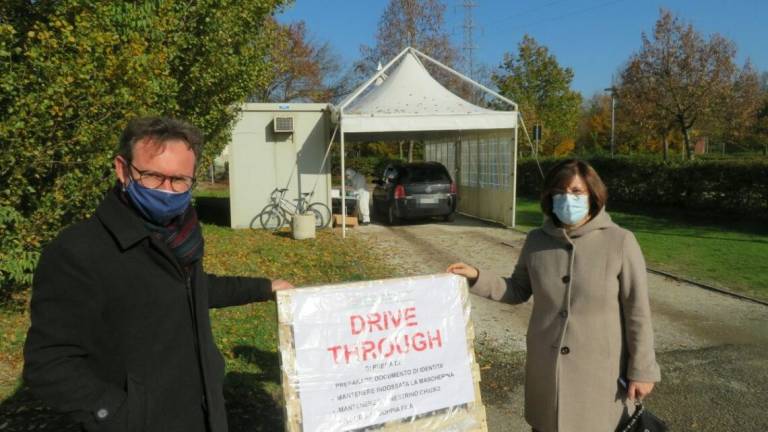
[408,140,414,162]
[680,117,692,161]
[663,135,669,161]
[399,141,403,160]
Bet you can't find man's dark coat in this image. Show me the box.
[23,192,273,432]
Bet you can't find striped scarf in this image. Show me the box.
[116,185,204,268]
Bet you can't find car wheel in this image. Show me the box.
[387,204,400,225]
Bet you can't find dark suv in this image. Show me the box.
[372,162,457,224]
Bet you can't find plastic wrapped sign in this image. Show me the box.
[277,274,487,432]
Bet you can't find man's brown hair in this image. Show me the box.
[117,116,204,164]
[540,159,608,223]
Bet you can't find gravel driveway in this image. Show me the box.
[352,214,768,432]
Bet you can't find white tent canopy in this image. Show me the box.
[338,51,517,134]
[332,47,521,236]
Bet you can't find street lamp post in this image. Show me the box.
[604,87,616,157]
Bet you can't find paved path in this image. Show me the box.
[352,214,768,432]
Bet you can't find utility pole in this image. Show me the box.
[604,86,617,157]
[462,0,477,103]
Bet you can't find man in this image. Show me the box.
[23,117,292,432]
[345,168,370,225]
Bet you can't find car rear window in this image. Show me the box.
[403,165,450,183]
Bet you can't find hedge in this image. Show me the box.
[517,156,768,219]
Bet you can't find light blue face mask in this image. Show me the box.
[552,193,589,225]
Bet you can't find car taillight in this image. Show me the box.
[450,182,457,194]
[394,185,406,199]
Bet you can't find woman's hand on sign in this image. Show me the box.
[271,279,294,292]
[446,263,479,281]
[627,380,654,401]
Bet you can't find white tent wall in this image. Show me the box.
[228,103,332,229]
[425,130,517,226]
[334,47,521,234]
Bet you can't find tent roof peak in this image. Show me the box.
[337,47,518,115]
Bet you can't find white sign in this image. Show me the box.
[286,274,475,432]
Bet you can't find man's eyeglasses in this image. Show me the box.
[127,161,196,193]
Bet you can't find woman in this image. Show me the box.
[448,159,660,432]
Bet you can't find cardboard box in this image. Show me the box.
[333,214,358,228]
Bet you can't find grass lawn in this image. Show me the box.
[515,197,768,301]
[205,226,395,431]
[193,181,231,199]
[0,225,394,431]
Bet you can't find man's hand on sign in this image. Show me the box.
[271,279,294,292]
[446,262,479,285]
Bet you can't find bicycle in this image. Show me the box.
[251,188,331,231]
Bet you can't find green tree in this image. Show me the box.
[492,35,582,156]
[166,0,287,169]
[0,0,286,291]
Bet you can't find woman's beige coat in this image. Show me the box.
[471,209,660,432]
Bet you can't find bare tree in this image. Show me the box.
[616,61,678,160]
[757,73,768,155]
[356,0,461,91]
[618,9,737,160]
[715,61,762,153]
[252,20,345,102]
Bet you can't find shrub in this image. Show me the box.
[0,1,286,293]
[517,156,768,219]
[0,206,40,291]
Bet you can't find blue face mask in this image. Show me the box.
[552,193,589,226]
[125,179,191,225]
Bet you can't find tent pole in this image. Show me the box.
[340,121,347,238]
[518,114,545,179]
[512,118,518,228]
[310,124,338,197]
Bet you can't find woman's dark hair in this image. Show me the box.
[540,159,608,223]
[116,116,204,164]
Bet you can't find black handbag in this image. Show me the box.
[617,402,668,432]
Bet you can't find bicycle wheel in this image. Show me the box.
[249,214,261,231]
[258,204,284,230]
[307,202,332,229]
[305,208,324,229]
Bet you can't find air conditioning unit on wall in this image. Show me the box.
[273,115,294,133]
